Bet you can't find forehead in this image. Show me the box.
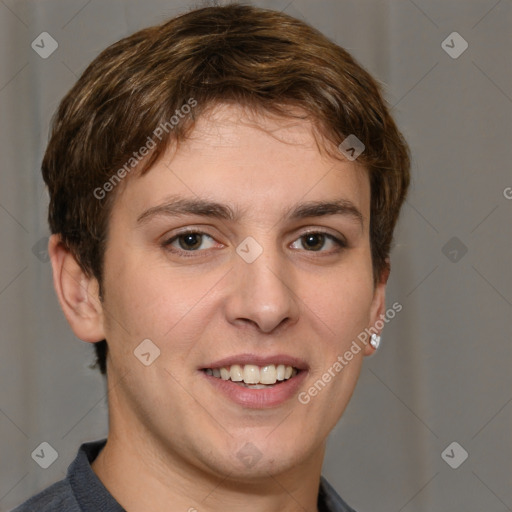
[113,103,370,228]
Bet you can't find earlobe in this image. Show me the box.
[364,259,390,356]
[48,234,106,343]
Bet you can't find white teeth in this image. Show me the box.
[243,365,260,384]
[230,364,243,382]
[206,363,298,385]
[260,365,277,384]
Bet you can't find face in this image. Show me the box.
[98,104,386,480]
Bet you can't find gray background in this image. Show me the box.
[1,0,511,510]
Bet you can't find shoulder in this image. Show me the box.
[10,479,80,512]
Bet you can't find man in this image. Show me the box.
[15,3,410,511]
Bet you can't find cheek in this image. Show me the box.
[306,258,375,346]
[303,266,374,411]
[330,286,373,340]
[101,251,221,353]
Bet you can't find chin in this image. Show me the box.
[203,428,320,481]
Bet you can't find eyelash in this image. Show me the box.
[161,229,347,258]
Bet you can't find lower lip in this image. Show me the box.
[202,371,308,409]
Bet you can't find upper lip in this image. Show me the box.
[202,353,309,371]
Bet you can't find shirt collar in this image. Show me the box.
[68,440,124,512]
[318,475,357,512]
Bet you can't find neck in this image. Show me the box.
[92,407,324,512]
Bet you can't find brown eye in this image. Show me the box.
[177,233,203,250]
[291,231,347,253]
[301,233,326,251]
[163,231,218,255]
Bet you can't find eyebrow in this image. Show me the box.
[136,195,364,229]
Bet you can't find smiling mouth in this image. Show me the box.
[203,364,299,389]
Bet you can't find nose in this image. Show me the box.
[224,240,300,334]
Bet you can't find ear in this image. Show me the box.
[363,259,390,356]
[48,234,106,343]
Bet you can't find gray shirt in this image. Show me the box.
[12,440,356,512]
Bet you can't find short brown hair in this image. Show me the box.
[43,3,410,374]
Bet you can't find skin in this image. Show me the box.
[49,104,389,512]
